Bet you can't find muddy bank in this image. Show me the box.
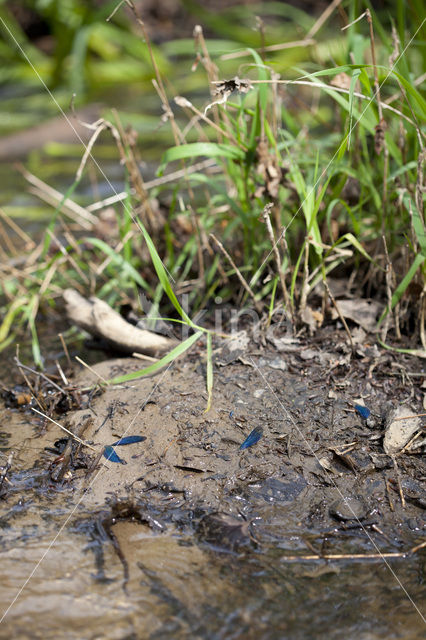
[0,329,425,638]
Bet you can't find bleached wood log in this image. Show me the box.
[63,288,177,356]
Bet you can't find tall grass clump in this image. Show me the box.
[0,0,425,366]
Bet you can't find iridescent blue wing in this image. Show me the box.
[354,404,371,419]
[103,445,126,464]
[111,435,146,446]
[239,426,263,450]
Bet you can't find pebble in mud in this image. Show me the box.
[329,495,369,521]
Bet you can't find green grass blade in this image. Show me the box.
[347,68,361,150]
[0,296,27,343]
[390,70,426,118]
[331,233,374,263]
[403,194,426,256]
[377,253,425,327]
[137,221,194,326]
[106,331,203,385]
[159,143,245,174]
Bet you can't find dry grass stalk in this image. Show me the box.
[323,278,355,352]
[210,233,263,313]
[262,203,293,322]
[17,165,97,228]
[220,39,316,61]
[0,208,35,249]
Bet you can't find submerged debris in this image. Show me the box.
[197,512,251,550]
[329,496,370,522]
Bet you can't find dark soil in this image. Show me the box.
[0,324,424,638]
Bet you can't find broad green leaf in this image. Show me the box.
[159,143,245,174]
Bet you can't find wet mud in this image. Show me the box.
[0,328,425,639]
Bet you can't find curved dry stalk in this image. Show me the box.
[209,234,263,313]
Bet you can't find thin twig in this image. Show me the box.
[175,96,244,149]
[393,413,426,421]
[0,219,17,255]
[392,455,406,509]
[86,159,219,212]
[279,551,410,562]
[386,479,395,512]
[323,279,354,352]
[75,120,108,182]
[125,0,182,147]
[15,349,46,412]
[0,208,35,248]
[410,540,426,554]
[55,361,69,386]
[75,356,109,385]
[306,0,343,38]
[13,357,66,394]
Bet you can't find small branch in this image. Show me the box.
[75,356,109,385]
[13,357,66,394]
[279,550,412,562]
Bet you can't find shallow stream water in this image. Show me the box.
[0,350,424,639]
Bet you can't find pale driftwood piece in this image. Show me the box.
[63,288,177,356]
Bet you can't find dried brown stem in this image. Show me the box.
[392,455,406,509]
[210,234,263,313]
[323,279,354,352]
[262,203,294,323]
[17,165,97,228]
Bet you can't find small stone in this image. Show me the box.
[383,406,421,455]
[329,495,369,521]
